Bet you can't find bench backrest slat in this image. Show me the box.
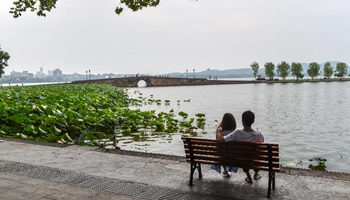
[184,147,279,157]
[183,142,279,151]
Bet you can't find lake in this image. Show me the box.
[122,81,350,173]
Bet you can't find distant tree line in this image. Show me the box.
[250,61,349,81]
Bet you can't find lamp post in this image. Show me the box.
[86,71,88,80]
[193,69,195,78]
[186,70,188,78]
[89,69,91,80]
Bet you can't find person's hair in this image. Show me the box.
[220,113,237,131]
[242,110,255,127]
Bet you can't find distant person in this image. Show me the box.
[211,113,238,176]
[217,110,264,183]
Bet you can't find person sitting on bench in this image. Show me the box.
[216,110,264,183]
[211,113,238,176]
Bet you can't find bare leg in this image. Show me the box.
[243,168,253,183]
[222,165,228,174]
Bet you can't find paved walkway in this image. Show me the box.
[0,139,350,200]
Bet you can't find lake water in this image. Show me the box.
[123,81,350,173]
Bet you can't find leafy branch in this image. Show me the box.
[9,0,161,18]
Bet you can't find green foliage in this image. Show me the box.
[264,62,275,80]
[0,48,11,77]
[178,111,188,119]
[195,113,206,129]
[335,62,348,78]
[0,84,206,146]
[280,157,303,167]
[307,62,320,79]
[291,62,304,81]
[250,61,260,79]
[308,157,327,171]
[323,62,333,78]
[276,61,290,80]
[117,0,160,14]
[10,0,57,18]
[10,0,160,17]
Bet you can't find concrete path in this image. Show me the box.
[0,139,350,200]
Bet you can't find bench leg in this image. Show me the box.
[198,163,202,180]
[272,172,276,190]
[189,162,197,186]
[267,171,272,198]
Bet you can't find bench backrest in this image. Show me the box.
[182,137,280,172]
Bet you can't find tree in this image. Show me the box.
[291,62,304,81]
[0,48,11,78]
[264,62,275,80]
[323,62,333,79]
[307,62,320,79]
[9,0,160,18]
[250,62,259,80]
[276,61,290,80]
[334,62,348,78]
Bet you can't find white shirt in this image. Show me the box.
[223,129,264,143]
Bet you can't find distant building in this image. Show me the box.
[53,69,62,77]
[9,70,34,79]
[48,70,53,76]
[36,67,45,78]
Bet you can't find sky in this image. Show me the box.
[1,0,350,75]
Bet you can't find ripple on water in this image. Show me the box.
[126,82,350,173]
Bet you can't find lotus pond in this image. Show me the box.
[0,84,206,147]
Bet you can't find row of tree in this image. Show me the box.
[250,61,349,81]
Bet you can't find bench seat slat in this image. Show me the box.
[185,157,280,168]
[185,159,280,172]
[184,152,280,162]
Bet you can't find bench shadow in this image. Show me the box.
[185,171,274,200]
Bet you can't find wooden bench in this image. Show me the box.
[182,137,280,198]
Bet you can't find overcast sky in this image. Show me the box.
[1,0,350,75]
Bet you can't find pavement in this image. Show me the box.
[0,138,350,200]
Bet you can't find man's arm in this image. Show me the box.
[216,129,224,142]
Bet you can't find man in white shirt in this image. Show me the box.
[216,110,264,183]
